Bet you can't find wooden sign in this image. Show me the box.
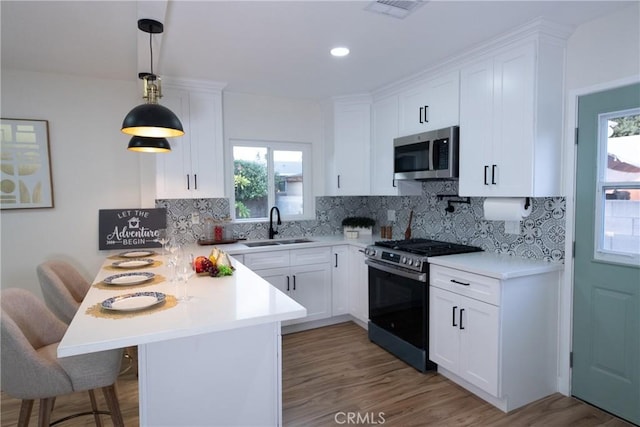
[99,208,167,250]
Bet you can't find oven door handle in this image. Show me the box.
[365,259,427,282]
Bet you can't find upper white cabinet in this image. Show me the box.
[398,70,460,136]
[371,95,422,196]
[458,38,565,197]
[328,97,371,196]
[156,79,226,199]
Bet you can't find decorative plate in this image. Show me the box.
[101,292,166,312]
[111,259,155,269]
[118,250,156,258]
[103,272,155,286]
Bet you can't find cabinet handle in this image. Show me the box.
[335,253,338,268]
[194,174,198,190]
[452,306,458,327]
[491,164,497,185]
[337,175,341,189]
[392,179,397,188]
[459,308,465,330]
[286,276,290,292]
[484,166,489,185]
[186,174,190,190]
[451,279,470,286]
[293,275,296,291]
[419,106,429,124]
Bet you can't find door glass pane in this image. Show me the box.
[274,150,303,216]
[603,187,640,255]
[233,146,268,219]
[605,115,640,181]
[597,112,640,259]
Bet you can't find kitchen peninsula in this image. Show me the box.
[57,253,306,426]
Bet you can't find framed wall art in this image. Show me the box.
[0,118,54,209]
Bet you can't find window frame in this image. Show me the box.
[593,108,640,266]
[227,138,313,222]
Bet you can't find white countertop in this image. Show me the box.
[427,251,564,280]
[204,234,374,254]
[57,256,306,358]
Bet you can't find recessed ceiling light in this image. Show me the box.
[330,47,350,57]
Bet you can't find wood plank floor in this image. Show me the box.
[1,321,632,426]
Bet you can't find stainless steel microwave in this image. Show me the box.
[393,126,459,180]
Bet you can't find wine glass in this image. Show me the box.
[177,252,195,302]
[155,229,168,257]
[166,238,180,283]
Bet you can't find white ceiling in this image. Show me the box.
[1,1,633,100]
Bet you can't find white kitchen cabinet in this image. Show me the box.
[329,98,371,196]
[156,80,226,199]
[458,38,565,197]
[429,263,558,412]
[347,246,368,325]
[430,286,500,395]
[331,245,349,316]
[398,70,460,137]
[245,248,332,325]
[370,95,422,196]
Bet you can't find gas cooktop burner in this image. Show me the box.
[374,238,482,256]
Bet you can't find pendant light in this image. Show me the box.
[127,136,171,153]
[122,19,184,152]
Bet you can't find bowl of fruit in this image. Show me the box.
[193,248,235,277]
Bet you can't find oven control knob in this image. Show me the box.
[407,259,413,266]
[414,260,421,269]
[401,256,407,264]
[364,249,369,255]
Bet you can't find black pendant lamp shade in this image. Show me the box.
[122,102,184,138]
[127,136,171,153]
[123,19,183,150]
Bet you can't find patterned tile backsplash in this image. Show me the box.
[157,180,565,262]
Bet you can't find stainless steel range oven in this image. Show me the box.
[364,239,482,372]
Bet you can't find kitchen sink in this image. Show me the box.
[277,238,314,245]
[243,238,314,247]
[244,241,282,247]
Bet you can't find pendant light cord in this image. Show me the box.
[149,31,154,76]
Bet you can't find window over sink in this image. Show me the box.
[230,140,312,221]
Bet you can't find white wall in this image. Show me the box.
[566,2,640,92]
[222,91,325,199]
[0,69,144,297]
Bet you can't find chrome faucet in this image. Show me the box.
[269,206,281,239]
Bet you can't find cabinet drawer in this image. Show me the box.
[290,247,332,266]
[244,251,290,270]
[430,265,500,306]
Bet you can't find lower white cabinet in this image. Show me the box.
[430,286,499,395]
[348,246,368,324]
[429,264,558,412]
[331,246,349,316]
[245,248,332,326]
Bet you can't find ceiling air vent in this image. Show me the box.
[365,0,426,19]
